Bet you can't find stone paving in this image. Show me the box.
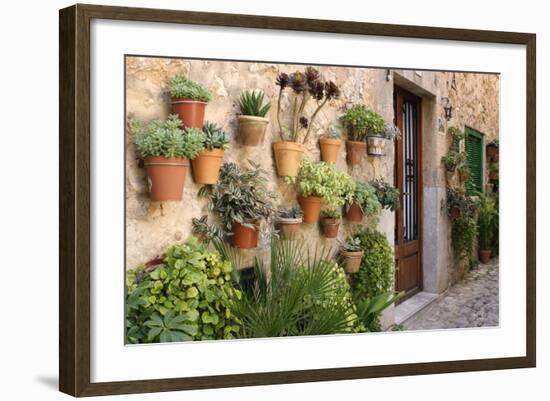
[403,257,499,330]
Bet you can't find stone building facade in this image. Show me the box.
[125,57,499,323]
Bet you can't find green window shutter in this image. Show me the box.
[465,127,484,193]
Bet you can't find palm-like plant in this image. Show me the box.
[229,240,362,338]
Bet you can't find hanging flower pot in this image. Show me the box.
[449,206,461,220]
[273,141,305,177]
[366,135,387,156]
[298,196,322,224]
[321,217,340,238]
[191,149,225,184]
[341,250,364,274]
[231,222,259,249]
[171,98,207,128]
[277,217,302,239]
[238,116,269,146]
[479,249,492,264]
[345,202,364,222]
[486,142,499,161]
[144,156,190,201]
[319,137,342,164]
[345,140,366,166]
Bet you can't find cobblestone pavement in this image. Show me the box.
[403,257,499,330]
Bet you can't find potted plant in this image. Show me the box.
[489,161,499,181]
[345,182,381,223]
[237,90,271,146]
[340,104,370,166]
[290,159,355,224]
[457,163,471,182]
[320,208,341,238]
[477,194,497,263]
[367,121,401,156]
[486,139,499,161]
[448,126,465,148]
[191,121,229,184]
[445,189,477,221]
[131,115,204,201]
[319,126,342,164]
[273,67,340,177]
[339,236,364,274]
[370,179,401,211]
[276,207,303,239]
[168,74,212,128]
[441,150,466,173]
[198,161,276,249]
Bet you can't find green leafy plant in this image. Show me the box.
[441,150,466,172]
[199,161,276,233]
[350,182,381,216]
[192,215,224,244]
[239,90,271,117]
[356,291,403,332]
[131,114,204,159]
[340,104,385,141]
[125,238,242,343]
[477,194,497,250]
[451,215,477,262]
[448,126,465,145]
[381,122,401,140]
[200,121,229,150]
[275,66,341,143]
[321,208,342,219]
[230,240,363,338]
[288,159,355,207]
[168,74,212,102]
[446,189,478,218]
[350,229,394,302]
[370,179,400,211]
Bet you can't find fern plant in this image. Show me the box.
[131,114,204,159]
[168,74,212,102]
[239,90,271,117]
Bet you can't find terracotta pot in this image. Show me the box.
[238,115,269,146]
[367,135,387,156]
[273,141,305,177]
[345,202,364,222]
[449,206,461,220]
[341,250,364,274]
[489,171,498,181]
[321,218,340,238]
[171,98,207,128]
[143,156,189,201]
[486,144,498,161]
[346,140,366,166]
[231,222,259,249]
[319,137,342,164]
[191,148,224,184]
[298,196,322,224]
[479,249,492,264]
[277,217,302,240]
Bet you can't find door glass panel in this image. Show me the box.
[402,100,417,242]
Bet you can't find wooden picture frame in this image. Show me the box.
[59,3,536,397]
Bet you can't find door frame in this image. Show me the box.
[394,86,423,302]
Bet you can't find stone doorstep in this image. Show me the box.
[394,292,439,326]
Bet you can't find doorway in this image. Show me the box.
[394,87,423,302]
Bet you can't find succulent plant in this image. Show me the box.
[239,90,271,117]
[168,74,212,102]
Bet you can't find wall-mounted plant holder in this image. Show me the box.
[366,136,386,156]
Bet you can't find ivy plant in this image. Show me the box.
[131,114,204,159]
[168,74,212,102]
[125,238,242,343]
[340,104,385,141]
[370,179,400,211]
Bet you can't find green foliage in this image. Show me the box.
[168,74,212,102]
[350,229,394,302]
[288,159,355,207]
[351,182,381,216]
[131,114,204,159]
[381,122,401,140]
[198,161,276,233]
[451,215,477,262]
[370,179,400,211]
[448,126,465,144]
[239,90,271,117]
[191,215,224,244]
[340,104,385,141]
[356,291,403,332]
[125,238,242,343]
[445,189,478,218]
[477,194,498,250]
[232,240,363,338]
[441,150,466,172]
[324,125,342,139]
[321,208,341,219]
[201,121,229,150]
[341,235,362,252]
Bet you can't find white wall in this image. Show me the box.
[0,1,546,400]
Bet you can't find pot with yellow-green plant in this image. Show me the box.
[237,90,271,146]
[168,74,212,128]
[273,67,341,177]
[131,115,204,201]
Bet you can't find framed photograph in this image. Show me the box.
[59,4,536,397]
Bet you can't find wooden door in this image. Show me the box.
[394,88,423,302]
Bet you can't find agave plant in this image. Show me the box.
[239,90,271,117]
[229,240,363,338]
